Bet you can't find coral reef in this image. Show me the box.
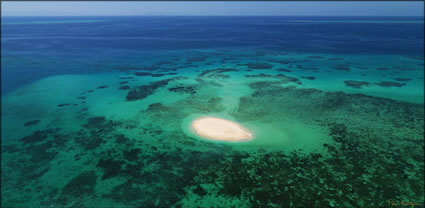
[245,63,273,69]
[394,78,412,82]
[197,68,237,79]
[168,86,196,95]
[63,171,97,197]
[24,120,40,127]
[344,80,370,89]
[333,64,350,72]
[307,56,324,59]
[301,76,316,80]
[276,68,292,72]
[375,81,406,88]
[126,77,187,101]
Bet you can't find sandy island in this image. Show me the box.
[191,117,253,142]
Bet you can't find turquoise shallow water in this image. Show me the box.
[1,16,424,207]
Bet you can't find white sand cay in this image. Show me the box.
[191,117,253,142]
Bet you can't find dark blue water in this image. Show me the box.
[2,16,424,94]
[3,16,424,53]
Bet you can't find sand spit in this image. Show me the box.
[191,117,253,142]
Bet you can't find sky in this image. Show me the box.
[1,1,424,17]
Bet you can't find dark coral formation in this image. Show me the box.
[268,59,298,65]
[84,116,107,128]
[168,86,196,95]
[123,148,141,162]
[83,116,120,130]
[193,185,207,197]
[376,67,391,71]
[126,77,186,101]
[126,80,165,101]
[301,76,316,80]
[24,120,40,127]
[74,131,104,151]
[2,128,67,193]
[57,104,71,107]
[393,66,415,71]
[158,67,178,73]
[245,63,273,70]
[333,64,350,72]
[146,102,168,112]
[20,129,59,145]
[186,56,208,62]
[156,60,173,66]
[344,80,407,89]
[244,73,275,79]
[119,86,130,90]
[307,56,324,59]
[276,68,292,72]
[375,81,406,88]
[296,65,319,71]
[328,57,344,61]
[97,158,125,179]
[394,78,412,82]
[151,73,165,77]
[197,68,237,79]
[63,171,97,197]
[344,80,370,89]
[134,72,151,76]
[73,116,121,150]
[134,72,166,77]
[97,86,108,89]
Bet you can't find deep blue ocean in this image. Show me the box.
[2,16,424,94]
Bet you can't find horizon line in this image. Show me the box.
[2,15,424,17]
